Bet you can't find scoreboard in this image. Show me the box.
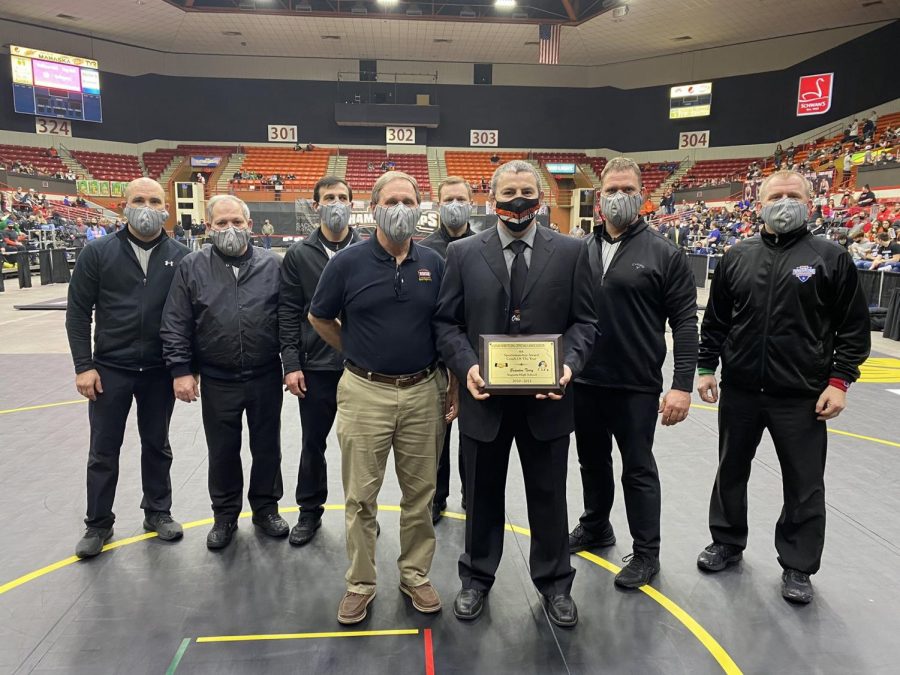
[669,82,712,120]
[11,45,103,123]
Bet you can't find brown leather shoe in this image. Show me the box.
[400,582,442,614]
[337,590,376,625]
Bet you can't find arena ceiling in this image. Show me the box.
[0,0,896,67]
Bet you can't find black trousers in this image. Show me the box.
[710,386,827,574]
[85,365,175,529]
[295,369,341,519]
[435,420,466,507]
[573,384,662,556]
[459,403,574,596]
[200,368,284,522]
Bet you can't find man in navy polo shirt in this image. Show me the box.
[309,171,449,625]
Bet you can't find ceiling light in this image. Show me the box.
[671,35,692,41]
[433,38,452,43]
[495,0,516,8]
[377,0,399,5]
[222,31,243,36]
[55,13,80,21]
[321,35,342,40]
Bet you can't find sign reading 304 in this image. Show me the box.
[386,126,416,144]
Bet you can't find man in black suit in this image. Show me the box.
[434,160,597,627]
[665,221,691,249]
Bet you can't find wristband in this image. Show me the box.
[828,378,850,392]
[697,368,716,376]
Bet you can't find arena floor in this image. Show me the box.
[1,279,899,675]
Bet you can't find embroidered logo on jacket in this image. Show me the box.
[417,268,432,282]
[164,260,175,267]
[792,265,816,283]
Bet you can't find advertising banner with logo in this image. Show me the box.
[796,73,834,116]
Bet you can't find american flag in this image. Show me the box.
[539,24,560,65]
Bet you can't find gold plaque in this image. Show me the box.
[479,334,563,395]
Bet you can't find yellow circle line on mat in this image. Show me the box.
[689,403,900,448]
[0,399,86,415]
[0,504,741,675]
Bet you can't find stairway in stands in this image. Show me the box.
[650,158,693,203]
[326,154,347,180]
[215,154,245,194]
[428,151,446,197]
[58,146,90,179]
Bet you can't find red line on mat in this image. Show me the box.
[424,628,435,675]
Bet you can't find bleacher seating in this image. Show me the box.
[142,149,184,179]
[639,162,678,192]
[0,145,66,176]
[233,146,331,190]
[586,157,607,177]
[344,151,431,193]
[681,158,758,186]
[47,200,102,220]
[444,152,528,190]
[71,151,143,181]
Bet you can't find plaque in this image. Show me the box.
[479,334,563,395]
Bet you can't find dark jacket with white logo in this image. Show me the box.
[161,245,282,381]
[699,227,870,396]
[577,219,698,394]
[278,227,361,374]
[66,228,189,374]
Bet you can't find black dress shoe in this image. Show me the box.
[289,513,321,546]
[568,523,616,553]
[432,501,447,524]
[206,521,238,550]
[252,513,289,538]
[614,553,660,589]
[543,593,578,628]
[697,542,743,572]
[781,569,814,604]
[453,588,485,621]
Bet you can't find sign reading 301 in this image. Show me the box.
[386,126,416,144]
[267,124,297,143]
[470,130,499,147]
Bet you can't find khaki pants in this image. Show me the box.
[336,369,447,594]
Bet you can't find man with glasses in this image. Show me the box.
[309,171,448,625]
[161,195,288,551]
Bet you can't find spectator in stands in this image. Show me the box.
[489,152,500,164]
[848,118,860,141]
[261,219,274,249]
[570,222,585,238]
[2,220,26,263]
[661,189,675,215]
[63,196,71,207]
[862,118,876,142]
[279,176,360,549]
[76,195,88,208]
[786,143,796,164]
[774,144,783,168]
[857,232,900,272]
[173,221,185,243]
[162,194,288,551]
[549,222,560,232]
[66,177,190,558]
[857,184,877,208]
[86,221,106,241]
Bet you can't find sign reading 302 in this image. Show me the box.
[386,126,416,144]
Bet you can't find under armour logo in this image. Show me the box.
[164,260,174,267]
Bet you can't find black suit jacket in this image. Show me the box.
[666,225,691,248]
[434,225,597,442]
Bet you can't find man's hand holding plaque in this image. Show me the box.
[476,334,566,398]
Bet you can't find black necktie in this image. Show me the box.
[508,239,528,334]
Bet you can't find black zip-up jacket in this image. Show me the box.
[419,223,474,260]
[698,227,870,396]
[278,227,360,374]
[161,245,282,381]
[66,228,189,374]
[577,219,698,394]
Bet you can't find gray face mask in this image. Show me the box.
[124,205,168,238]
[760,197,807,234]
[319,202,351,234]
[439,201,471,232]
[209,226,251,256]
[374,203,420,243]
[599,191,643,229]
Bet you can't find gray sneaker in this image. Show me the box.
[75,526,113,558]
[144,513,184,541]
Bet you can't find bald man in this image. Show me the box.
[66,178,190,558]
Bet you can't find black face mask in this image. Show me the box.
[495,196,540,233]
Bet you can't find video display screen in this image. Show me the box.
[669,82,712,120]
[10,45,102,123]
[546,163,576,175]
